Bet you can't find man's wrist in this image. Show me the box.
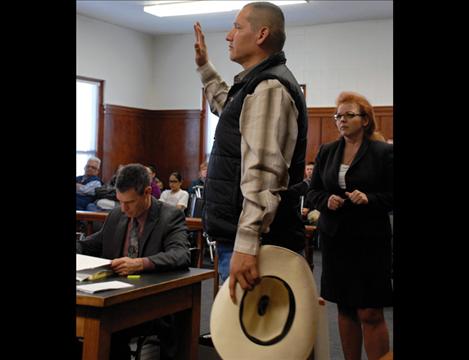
[141,257,156,271]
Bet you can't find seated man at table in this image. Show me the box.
[77,163,191,360]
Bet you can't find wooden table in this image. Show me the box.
[76,211,315,296]
[76,268,214,360]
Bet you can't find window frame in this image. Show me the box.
[76,76,105,172]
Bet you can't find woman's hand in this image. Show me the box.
[327,194,345,210]
[345,190,368,205]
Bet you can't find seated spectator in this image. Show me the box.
[146,164,161,199]
[86,164,123,212]
[156,177,165,192]
[76,156,103,210]
[76,163,191,360]
[188,161,207,195]
[159,172,189,211]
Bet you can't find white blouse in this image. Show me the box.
[338,164,350,189]
[159,189,189,209]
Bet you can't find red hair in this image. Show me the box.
[336,91,377,138]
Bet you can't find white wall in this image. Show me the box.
[77,15,155,109]
[284,20,393,107]
[77,15,392,109]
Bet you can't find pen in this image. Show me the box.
[127,275,141,279]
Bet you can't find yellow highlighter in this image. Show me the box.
[127,275,141,279]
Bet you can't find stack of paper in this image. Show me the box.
[76,254,113,282]
[77,280,134,294]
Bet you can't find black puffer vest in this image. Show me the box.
[203,51,308,251]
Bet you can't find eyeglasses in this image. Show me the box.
[333,112,365,121]
[169,180,179,183]
[85,165,99,170]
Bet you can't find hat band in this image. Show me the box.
[239,275,296,346]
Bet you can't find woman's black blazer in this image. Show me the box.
[306,136,393,239]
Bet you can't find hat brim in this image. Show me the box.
[210,245,319,359]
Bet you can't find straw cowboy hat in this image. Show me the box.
[210,245,320,360]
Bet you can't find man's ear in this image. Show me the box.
[145,186,152,195]
[256,26,270,46]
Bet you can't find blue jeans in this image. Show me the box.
[216,242,305,283]
[216,242,233,283]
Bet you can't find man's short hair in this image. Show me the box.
[245,2,286,52]
[116,163,151,195]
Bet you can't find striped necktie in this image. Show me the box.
[128,218,139,258]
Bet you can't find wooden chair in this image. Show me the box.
[76,210,108,236]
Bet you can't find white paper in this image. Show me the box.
[76,280,134,294]
[77,254,111,271]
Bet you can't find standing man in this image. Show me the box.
[194,1,308,302]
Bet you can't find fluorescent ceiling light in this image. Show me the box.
[144,1,307,18]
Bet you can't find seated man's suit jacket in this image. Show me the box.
[77,197,191,271]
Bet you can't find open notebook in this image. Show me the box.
[76,254,113,282]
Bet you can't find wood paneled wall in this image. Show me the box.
[101,105,201,188]
[99,104,392,188]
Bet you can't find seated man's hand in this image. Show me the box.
[229,251,260,304]
[111,257,144,276]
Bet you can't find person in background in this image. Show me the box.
[188,161,208,195]
[156,177,165,192]
[77,163,191,360]
[159,172,189,211]
[304,161,314,183]
[86,164,123,212]
[193,1,308,303]
[291,161,315,219]
[76,156,103,210]
[147,164,161,199]
[306,91,393,360]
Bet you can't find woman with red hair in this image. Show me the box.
[306,91,393,360]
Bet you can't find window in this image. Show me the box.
[76,78,102,176]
